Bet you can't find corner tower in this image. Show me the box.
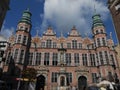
[92,14,115,78]
[13,9,32,67]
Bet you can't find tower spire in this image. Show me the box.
[94,0,96,15]
[110,32,112,39]
[19,8,32,25]
[60,31,63,37]
[36,30,39,36]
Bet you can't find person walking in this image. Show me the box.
[96,77,114,90]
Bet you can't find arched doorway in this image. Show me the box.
[60,76,65,86]
[78,76,87,90]
[35,75,45,90]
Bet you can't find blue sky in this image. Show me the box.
[0,0,118,45]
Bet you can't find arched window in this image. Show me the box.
[60,76,65,86]
[100,29,104,33]
[96,30,99,34]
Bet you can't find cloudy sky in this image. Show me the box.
[0,0,118,44]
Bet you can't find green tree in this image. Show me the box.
[22,67,37,90]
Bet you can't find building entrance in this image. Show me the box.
[60,76,65,86]
[35,75,45,90]
[78,76,87,90]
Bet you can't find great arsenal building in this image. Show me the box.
[2,9,120,90]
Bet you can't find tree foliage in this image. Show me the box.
[22,67,37,82]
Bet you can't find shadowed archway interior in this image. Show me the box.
[78,76,87,90]
[35,75,45,90]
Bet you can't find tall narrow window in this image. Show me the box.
[53,42,57,48]
[82,54,88,66]
[67,73,72,83]
[90,54,96,66]
[110,54,115,65]
[23,36,27,45]
[52,53,58,66]
[104,51,109,64]
[74,53,79,66]
[44,53,49,65]
[67,43,71,48]
[108,72,112,80]
[28,52,33,65]
[51,72,57,82]
[17,35,21,43]
[19,50,24,64]
[92,73,97,83]
[46,40,52,48]
[66,53,71,66]
[72,40,77,49]
[97,38,100,47]
[102,38,106,46]
[36,53,41,65]
[14,49,19,62]
[99,52,104,65]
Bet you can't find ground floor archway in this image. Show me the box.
[78,76,87,90]
[35,75,45,90]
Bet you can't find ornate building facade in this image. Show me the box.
[108,0,120,44]
[0,0,10,30]
[3,9,120,90]
[107,0,120,73]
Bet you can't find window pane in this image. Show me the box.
[44,53,49,65]
[36,53,41,65]
[52,53,58,66]
[74,53,79,66]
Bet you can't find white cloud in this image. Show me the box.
[41,0,109,36]
[0,23,14,40]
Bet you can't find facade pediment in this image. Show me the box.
[35,65,49,71]
[75,66,89,72]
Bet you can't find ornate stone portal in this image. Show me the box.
[35,65,49,90]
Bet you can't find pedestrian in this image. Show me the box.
[96,77,114,90]
[115,78,120,90]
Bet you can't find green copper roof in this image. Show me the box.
[92,14,104,28]
[19,8,32,25]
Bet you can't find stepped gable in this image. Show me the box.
[69,26,80,37]
[43,26,56,36]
